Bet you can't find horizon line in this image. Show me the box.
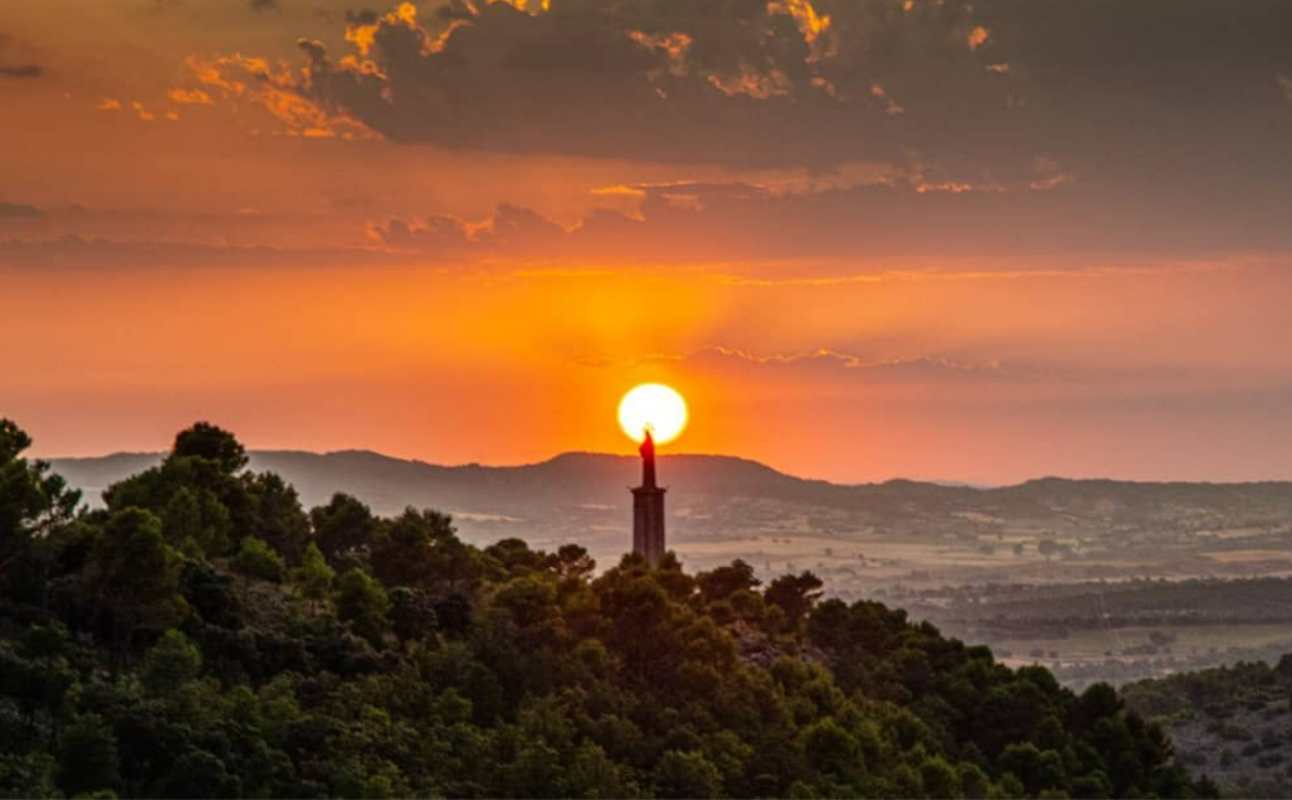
[40,446,1292,490]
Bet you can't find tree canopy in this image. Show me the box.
[0,420,1215,799]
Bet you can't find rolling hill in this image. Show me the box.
[49,450,1292,566]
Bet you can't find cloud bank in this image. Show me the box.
[364,177,1292,266]
[189,0,1292,180]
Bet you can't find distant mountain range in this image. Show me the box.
[52,449,805,518]
[49,450,1292,560]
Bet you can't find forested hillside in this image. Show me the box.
[1,420,1214,798]
[1124,658,1292,797]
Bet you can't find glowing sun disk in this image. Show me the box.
[618,383,688,444]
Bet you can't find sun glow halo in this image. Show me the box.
[618,383,688,445]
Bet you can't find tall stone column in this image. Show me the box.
[632,430,666,566]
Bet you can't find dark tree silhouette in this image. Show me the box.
[0,421,1213,799]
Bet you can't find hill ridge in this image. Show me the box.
[49,447,1292,491]
[47,449,1292,564]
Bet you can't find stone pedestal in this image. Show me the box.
[632,484,666,566]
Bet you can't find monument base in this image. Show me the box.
[632,485,666,566]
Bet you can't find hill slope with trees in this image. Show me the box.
[1124,658,1292,797]
[1,419,1213,798]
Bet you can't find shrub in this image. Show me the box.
[652,750,721,799]
[232,536,285,582]
[141,629,202,693]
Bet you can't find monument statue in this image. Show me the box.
[631,429,666,566]
[639,428,657,488]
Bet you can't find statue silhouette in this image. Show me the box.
[632,427,664,565]
[639,428,656,489]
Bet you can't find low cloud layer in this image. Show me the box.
[365,176,1292,266]
[0,32,42,78]
[0,202,44,219]
[0,236,393,271]
[0,64,41,78]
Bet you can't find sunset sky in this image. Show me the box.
[4,0,1292,483]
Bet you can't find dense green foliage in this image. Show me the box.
[1125,657,1292,723]
[0,420,1213,798]
[1124,657,1292,797]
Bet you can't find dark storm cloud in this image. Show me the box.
[966,1,1292,187]
[220,0,1292,179]
[236,0,985,165]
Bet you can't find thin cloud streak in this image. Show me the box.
[713,263,1238,288]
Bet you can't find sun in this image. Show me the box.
[618,383,688,445]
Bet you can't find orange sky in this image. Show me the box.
[8,258,1292,483]
[4,0,1292,482]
